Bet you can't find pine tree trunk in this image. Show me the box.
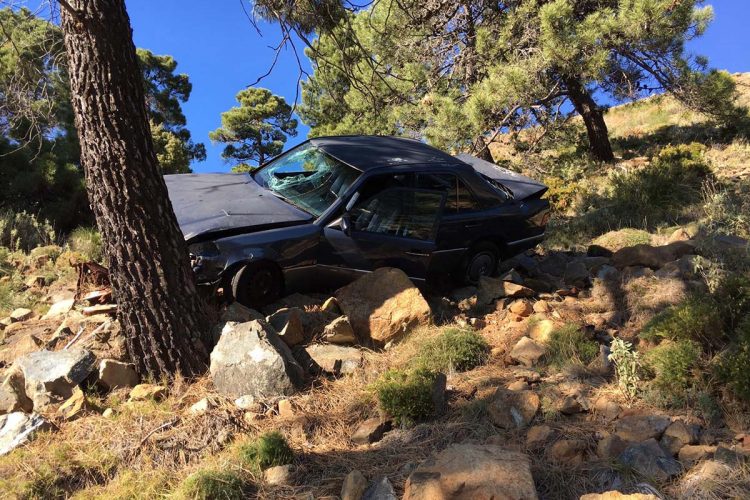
[563,76,615,163]
[59,0,211,379]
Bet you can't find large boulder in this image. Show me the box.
[335,268,431,345]
[612,241,695,269]
[210,320,304,399]
[15,349,96,410]
[403,444,538,500]
[0,412,50,456]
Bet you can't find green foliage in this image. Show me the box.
[543,323,599,369]
[609,338,641,399]
[373,368,439,424]
[173,469,244,500]
[67,227,103,262]
[645,340,702,397]
[236,431,294,471]
[639,295,723,347]
[715,318,750,402]
[0,210,56,252]
[702,182,750,239]
[210,88,297,167]
[415,328,489,373]
[543,177,581,213]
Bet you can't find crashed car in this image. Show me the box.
[166,135,550,307]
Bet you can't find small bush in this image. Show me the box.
[173,469,244,500]
[68,227,103,262]
[415,328,489,373]
[0,210,56,252]
[639,295,723,348]
[543,323,599,369]
[592,228,652,252]
[236,431,293,471]
[543,176,582,212]
[373,368,439,424]
[645,339,702,397]
[715,318,750,402]
[713,274,750,331]
[702,181,750,239]
[609,338,641,399]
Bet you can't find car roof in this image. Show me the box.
[310,135,469,171]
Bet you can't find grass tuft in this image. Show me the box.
[414,327,489,373]
[236,431,294,472]
[173,469,245,500]
[373,368,440,425]
[543,323,599,370]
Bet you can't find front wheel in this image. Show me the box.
[461,242,499,285]
[230,262,283,309]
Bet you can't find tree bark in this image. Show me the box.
[59,0,211,379]
[563,76,615,163]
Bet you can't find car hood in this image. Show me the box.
[164,173,313,241]
[455,153,547,200]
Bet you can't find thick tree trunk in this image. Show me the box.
[563,76,615,163]
[59,0,211,379]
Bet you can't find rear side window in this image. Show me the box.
[350,188,444,241]
[415,173,480,213]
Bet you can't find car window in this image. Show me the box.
[253,143,360,217]
[350,188,444,241]
[415,173,480,213]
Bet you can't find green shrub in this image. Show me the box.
[713,274,750,331]
[645,339,702,397]
[68,227,103,262]
[715,318,750,402]
[609,338,641,399]
[639,295,723,347]
[543,323,599,369]
[173,469,244,500]
[236,431,293,471]
[373,368,439,424]
[415,328,489,373]
[0,210,56,252]
[543,176,582,212]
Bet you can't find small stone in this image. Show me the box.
[264,464,294,486]
[128,384,167,402]
[678,445,716,466]
[615,415,670,442]
[510,336,547,367]
[593,397,621,421]
[509,300,533,317]
[714,445,747,466]
[341,470,368,500]
[98,359,139,390]
[477,276,534,305]
[487,389,539,430]
[189,398,214,415]
[9,308,33,323]
[618,438,682,480]
[278,399,294,418]
[558,395,583,415]
[580,492,658,500]
[549,439,586,465]
[321,297,341,314]
[58,387,90,420]
[352,417,392,445]
[660,420,700,455]
[526,424,553,448]
[102,408,114,418]
[507,380,529,391]
[303,344,363,375]
[323,316,357,345]
[533,300,551,313]
[234,395,257,410]
[597,434,628,459]
[42,298,74,320]
[528,319,556,343]
[363,476,397,500]
[267,307,306,347]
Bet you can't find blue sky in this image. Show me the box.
[125,1,750,173]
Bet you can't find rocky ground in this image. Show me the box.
[0,224,749,499]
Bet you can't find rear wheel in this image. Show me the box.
[461,242,499,285]
[230,262,283,309]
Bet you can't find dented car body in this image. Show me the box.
[165,135,550,307]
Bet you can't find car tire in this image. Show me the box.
[230,261,283,309]
[461,242,499,285]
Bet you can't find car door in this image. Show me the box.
[320,185,446,281]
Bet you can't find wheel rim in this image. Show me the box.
[245,268,278,304]
[467,252,496,283]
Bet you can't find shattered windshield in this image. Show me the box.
[253,143,360,217]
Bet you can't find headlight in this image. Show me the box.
[189,241,221,259]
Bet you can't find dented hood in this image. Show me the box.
[455,153,547,200]
[164,173,312,241]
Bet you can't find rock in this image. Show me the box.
[678,445,716,466]
[277,398,294,418]
[16,349,96,410]
[58,387,90,420]
[42,298,74,320]
[267,307,306,347]
[98,359,138,390]
[660,420,699,455]
[596,265,620,282]
[507,380,530,391]
[677,459,739,498]
[209,320,304,398]
[102,408,114,418]
[321,297,341,314]
[82,304,117,316]
[537,252,571,277]
[341,470,368,500]
[431,372,447,415]
[336,267,431,345]
[500,269,524,284]
[352,418,392,445]
[189,398,214,416]
[580,492,658,500]
[524,277,556,294]
[564,261,590,288]
[9,308,33,323]
[363,476,397,500]
[0,412,50,456]
[583,256,611,271]
[323,316,357,345]
[558,395,583,415]
[710,234,749,251]
[234,395,258,410]
[303,344,363,375]
[587,245,614,258]
[528,319,556,344]
[487,389,539,430]
[612,241,695,269]
[264,464,294,486]
[509,299,533,317]
[403,444,538,500]
[714,445,747,466]
[510,337,547,367]
[615,415,671,442]
[549,439,587,465]
[597,434,628,459]
[526,425,553,449]
[618,438,682,480]
[477,276,534,305]
[0,367,32,415]
[449,286,477,303]
[129,384,167,401]
[532,300,551,313]
[220,302,264,323]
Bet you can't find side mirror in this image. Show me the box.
[341,212,352,236]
